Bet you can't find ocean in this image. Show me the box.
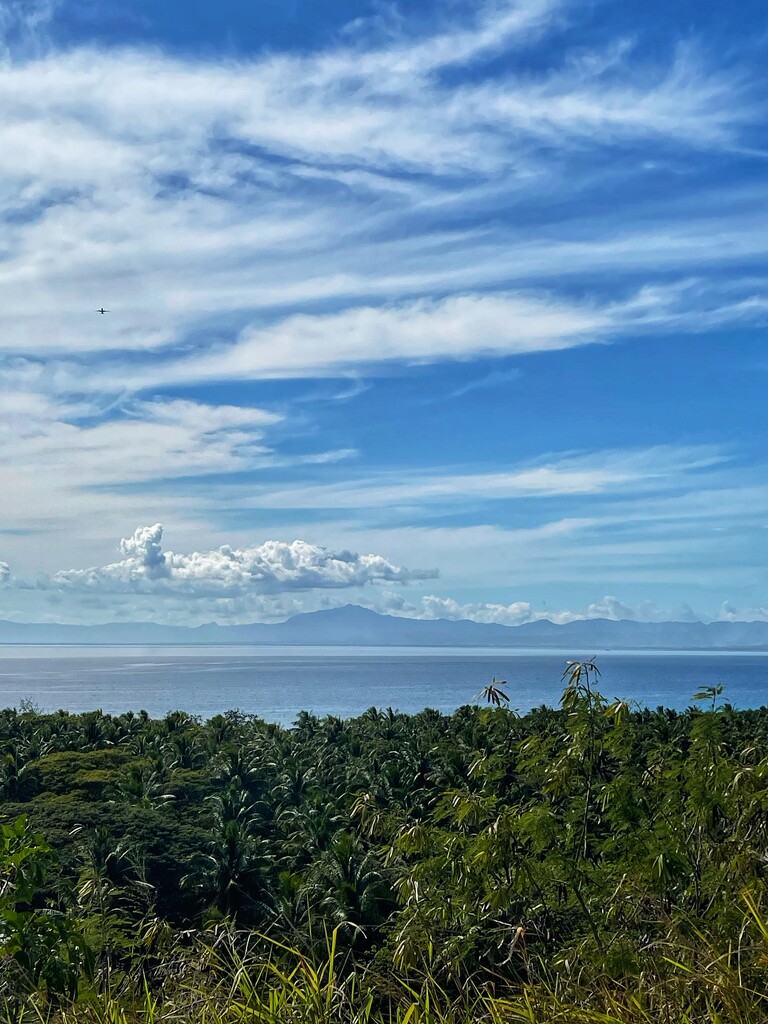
[0,646,766,724]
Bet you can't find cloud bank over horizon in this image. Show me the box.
[0,523,766,627]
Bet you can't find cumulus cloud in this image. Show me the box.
[118,523,168,579]
[51,524,438,595]
[0,561,10,585]
[583,596,701,623]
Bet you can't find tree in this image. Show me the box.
[0,816,92,1000]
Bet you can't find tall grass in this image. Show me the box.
[4,907,768,1024]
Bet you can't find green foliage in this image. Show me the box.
[0,816,92,999]
[34,750,131,800]
[2,666,768,1022]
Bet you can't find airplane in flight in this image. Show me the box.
[96,307,109,314]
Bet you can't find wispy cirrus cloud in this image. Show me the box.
[15,277,767,399]
[0,393,281,487]
[212,445,725,510]
[0,391,356,555]
[116,292,611,386]
[0,0,759,369]
[108,279,768,388]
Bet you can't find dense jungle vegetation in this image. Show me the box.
[2,661,768,1022]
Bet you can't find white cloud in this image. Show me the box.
[408,594,537,626]
[50,523,438,595]
[214,445,724,510]
[0,392,354,559]
[117,523,167,579]
[379,591,707,625]
[0,523,751,627]
[0,0,757,372]
[340,0,561,78]
[33,279,768,396]
[718,601,768,623]
[140,292,609,385]
[583,595,701,623]
[445,367,523,399]
[0,393,281,484]
[0,3,736,198]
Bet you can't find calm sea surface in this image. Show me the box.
[0,646,766,724]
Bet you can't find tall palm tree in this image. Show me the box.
[71,824,154,982]
[304,831,393,947]
[183,785,273,922]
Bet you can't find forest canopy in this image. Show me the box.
[1,663,768,1023]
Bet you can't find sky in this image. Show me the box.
[0,0,766,628]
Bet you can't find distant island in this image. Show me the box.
[1,604,767,649]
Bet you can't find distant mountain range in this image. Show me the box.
[0,604,767,649]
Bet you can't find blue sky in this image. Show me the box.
[0,0,766,627]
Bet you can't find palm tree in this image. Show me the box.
[183,785,273,922]
[279,800,342,861]
[292,710,321,742]
[71,824,154,981]
[476,678,510,707]
[162,710,198,734]
[0,741,34,800]
[113,760,175,809]
[266,870,308,938]
[304,831,393,947]
[79,710,123,750]
[274,760,315,811]
[170,732,205,770]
